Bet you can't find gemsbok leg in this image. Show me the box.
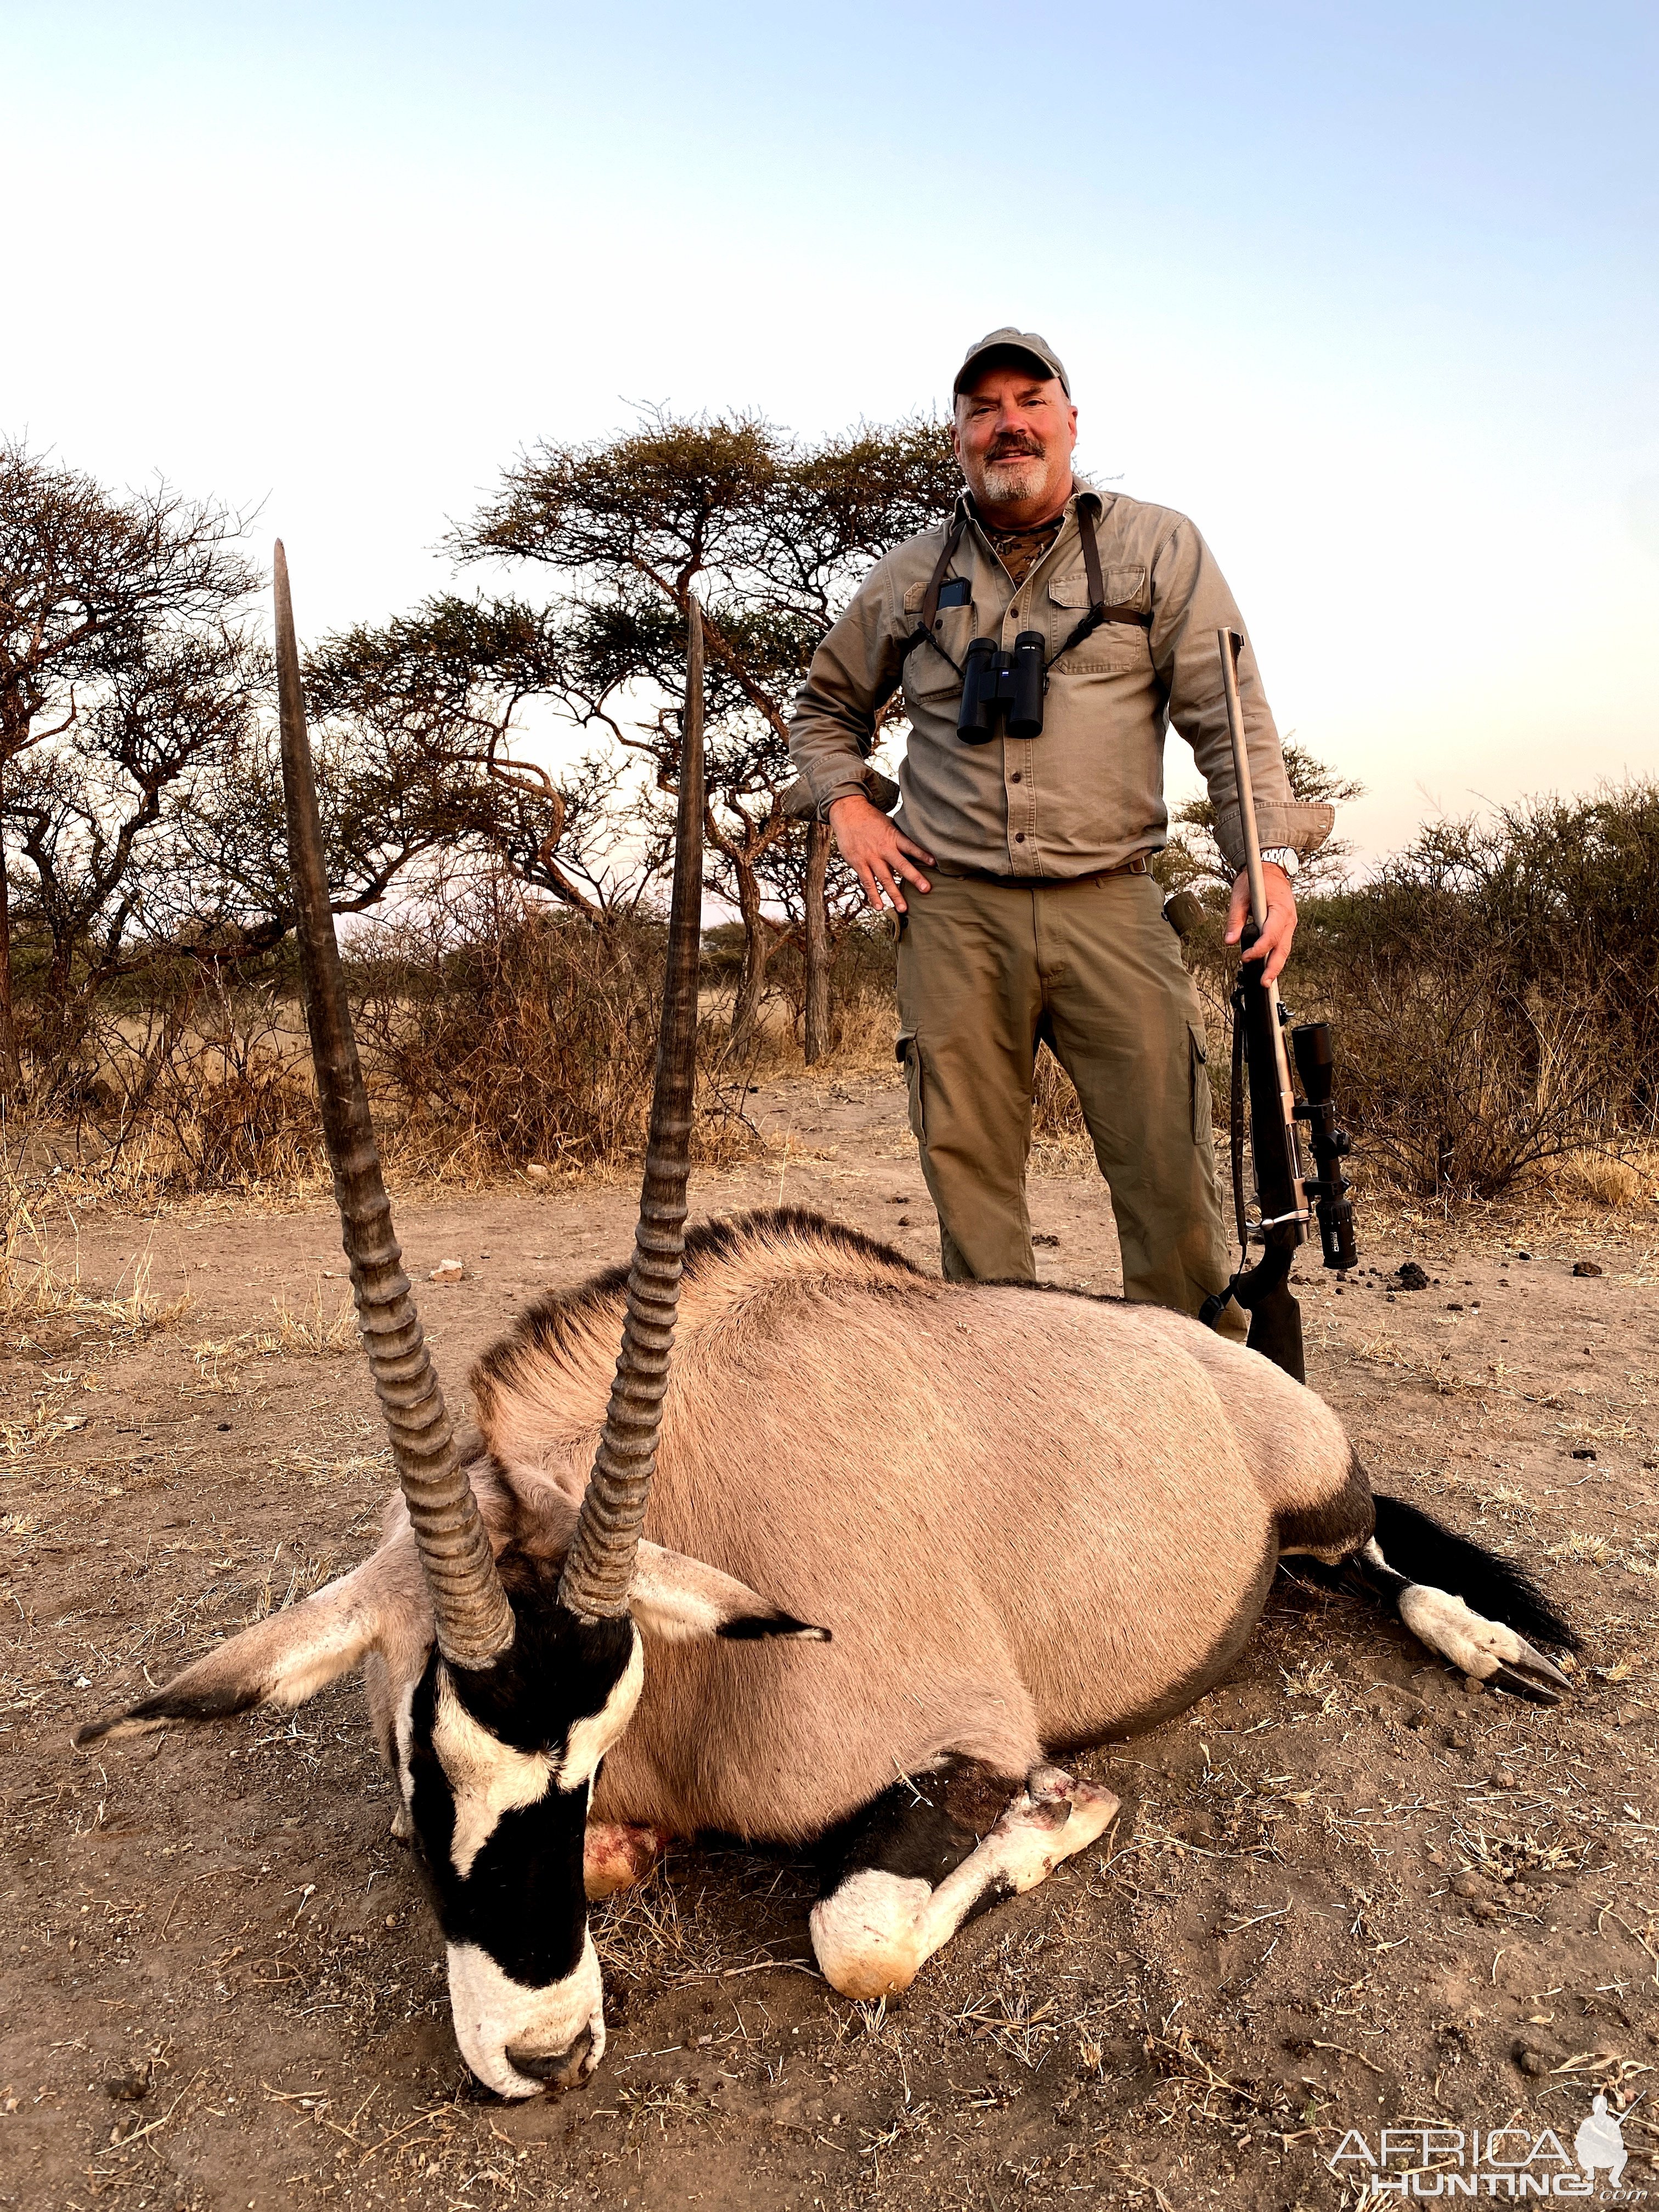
[584,1822,673,1900]
[1340,1495,1577,1700]
[809,1757,1119,2002]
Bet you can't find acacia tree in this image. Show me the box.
[2,644,533,1111]
[0,440,257,1091]
[1,588,540,1104]
[302,597,666,921]
[751,806,874,1047]
[455,409,961,1050]
[4,625,264,1069]
[162,690,547,956]
[534,582,815,1039]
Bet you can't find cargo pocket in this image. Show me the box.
[1188,1024,1212,1144]
[896,1029,925,1144]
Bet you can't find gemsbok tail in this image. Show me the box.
[1371,1493,1579,1652]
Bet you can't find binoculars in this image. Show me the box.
[957,632,1047,743]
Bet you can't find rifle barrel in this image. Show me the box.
[1217,628,1305,1243]
[1218,628,1270,935]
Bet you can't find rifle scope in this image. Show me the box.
[1291,1022,1357,1272]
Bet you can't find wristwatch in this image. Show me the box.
[1260,848,1300,882]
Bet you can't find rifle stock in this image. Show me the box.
[1199,631,1357,1382]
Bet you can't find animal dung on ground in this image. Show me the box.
[428,1259,466,1283]
[1032,1232,1061,1247]
[1573,1260,1603,1278]
[1396,1262,1430,1291]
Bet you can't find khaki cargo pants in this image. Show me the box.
[895,866,1248,1342]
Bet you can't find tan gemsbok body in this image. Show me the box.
[76,550,1576,2100]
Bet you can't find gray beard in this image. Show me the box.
[979,455,1047,504]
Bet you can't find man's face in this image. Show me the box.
[952,364,1078,520]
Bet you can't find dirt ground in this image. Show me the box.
[3,1064,1657,2212]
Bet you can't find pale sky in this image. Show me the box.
[6,1,1655,865]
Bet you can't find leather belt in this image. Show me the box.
[930,853,1151,889]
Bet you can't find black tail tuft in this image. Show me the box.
[1372,1493,1580,1652]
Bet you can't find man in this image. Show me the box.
[787,327,1333,1334]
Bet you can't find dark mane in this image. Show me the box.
[472,1207,924,1387]
[685,1205,919,1279]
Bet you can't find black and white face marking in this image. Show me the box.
[380,1542,827,2099]
[66,1514,827,2094]
[403,1599,644,2100]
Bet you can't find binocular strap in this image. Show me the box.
[896,518,969,675]
[896,505,1151,687]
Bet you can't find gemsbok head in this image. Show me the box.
[78,551,823,2095]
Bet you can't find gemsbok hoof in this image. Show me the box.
[1396,1586,1575,1702]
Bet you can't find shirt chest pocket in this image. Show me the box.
[1047,564,1152,672]
[901,578,977,704]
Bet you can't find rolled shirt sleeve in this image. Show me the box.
[1151,518,1334,874]
[786,553,909,819]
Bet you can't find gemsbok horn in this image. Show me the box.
[557,594,706,1621]
[273,540,515,1672]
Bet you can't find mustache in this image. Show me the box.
[986,436,1045,460]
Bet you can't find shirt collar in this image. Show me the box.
[952,476,1105,531]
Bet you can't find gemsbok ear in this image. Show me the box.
[72,1547,428,1748]
[628,1542,831,1647]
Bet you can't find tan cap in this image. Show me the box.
[952,326,1070,399]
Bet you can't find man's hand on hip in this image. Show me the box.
[1224,863,1297,984]
[828,794,934,914]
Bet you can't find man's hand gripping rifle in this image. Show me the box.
[1197,630,1357,1383]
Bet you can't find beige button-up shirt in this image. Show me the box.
[787,478,1333,879]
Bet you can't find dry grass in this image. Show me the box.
[267,1281,359,1356]
[184,1285,360,1401]
[1547,1150,1656,1209]
[7,783,1656,1241]
[6,1167,1659,2212]
[0,1181,192,1339]
[1030,1045,1095,1171]
[12,809,1659,1228]
[1,886,772,1211]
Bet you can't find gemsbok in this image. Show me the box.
[76,552,1576,2098]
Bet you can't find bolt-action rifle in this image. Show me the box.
[1198,630,1357,1383]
